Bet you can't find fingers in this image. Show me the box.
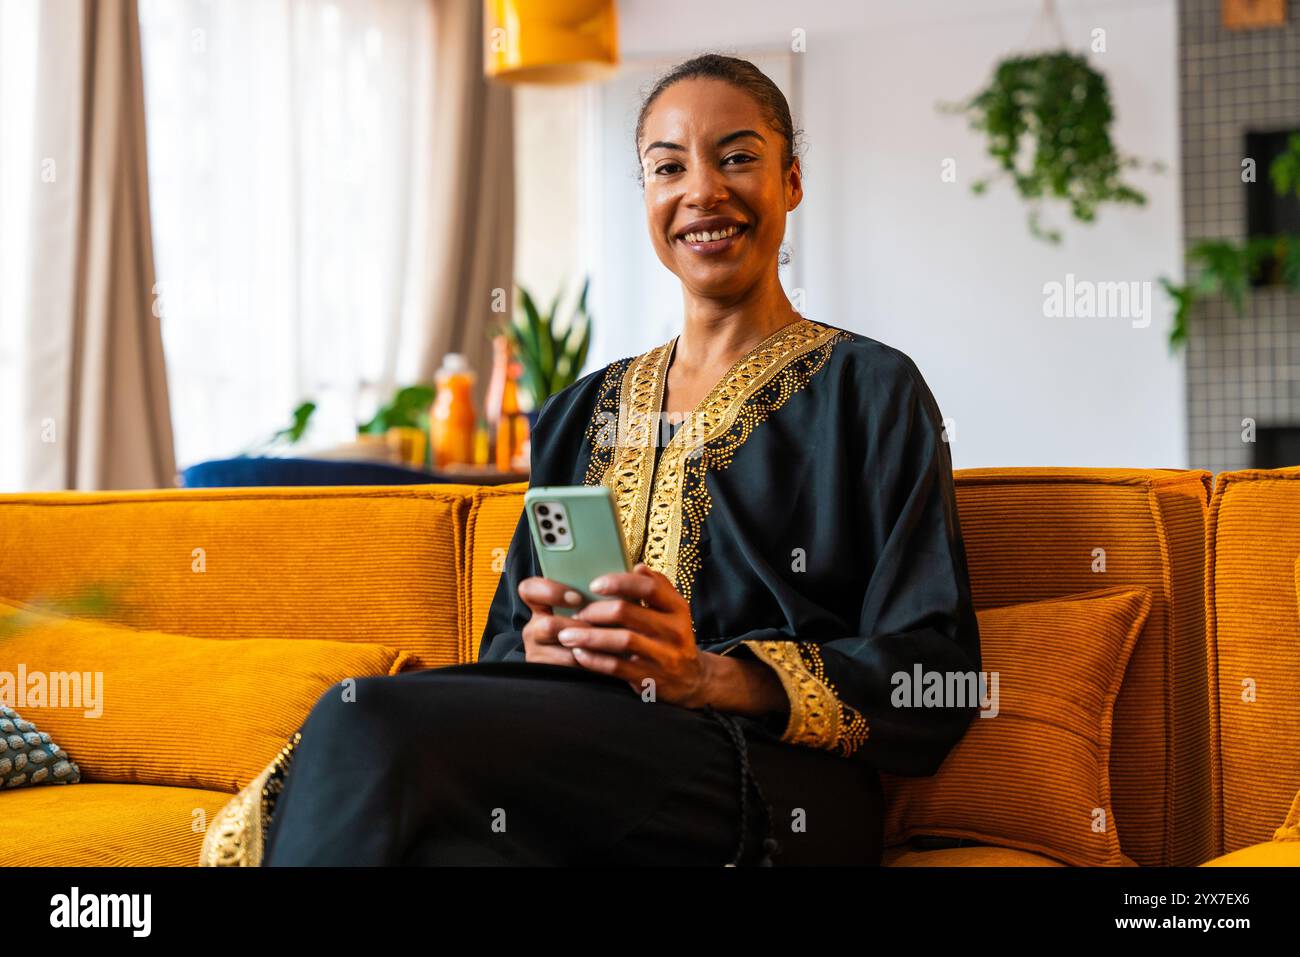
[518,576,586,615]
[556,625,652,659]
[573,596,668,638]
[523,611,568,645]
[522,611,578,666]
[568,645,649,683]
[525,643,579,667]
[586,564,682,613]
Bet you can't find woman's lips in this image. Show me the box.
[677,223,747,254]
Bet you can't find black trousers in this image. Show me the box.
[263,661,884,866]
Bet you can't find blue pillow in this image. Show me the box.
[0,706,80,788]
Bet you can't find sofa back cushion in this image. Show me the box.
[0,597,411,792]
[0,486,472,671]
[884,586,1152,867]
[464,484,529,660]
[954,468,1211,867]
[466,469,1212,866]
[1206,467,1300,854]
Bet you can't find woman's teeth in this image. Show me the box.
[683,225,741,244]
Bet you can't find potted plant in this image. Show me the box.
[945,50,1154,243]
[504,277,592,422]
[359,384,436,467]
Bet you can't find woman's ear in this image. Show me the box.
[785,156,804,212]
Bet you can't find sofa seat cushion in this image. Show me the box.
[1201,840,1300,867]
[0,782,231,866]
[884,844,1064,867]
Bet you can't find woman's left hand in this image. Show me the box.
[557,563,714,707]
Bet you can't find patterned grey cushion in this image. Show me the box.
[0,706,80,788]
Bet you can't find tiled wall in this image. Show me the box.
[1181,0,1300,473]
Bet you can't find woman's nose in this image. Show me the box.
[683,163,727,208]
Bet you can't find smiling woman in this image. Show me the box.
[227,53,982,869]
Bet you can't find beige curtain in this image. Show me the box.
[416,0,516,395]
[23,0,175,491]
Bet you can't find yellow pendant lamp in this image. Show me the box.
[484,0,619,85]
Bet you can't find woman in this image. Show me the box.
[210,53,981,867]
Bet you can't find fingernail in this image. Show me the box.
[557,629,579,644]
[563,590,583,606]
[589,577,609,593]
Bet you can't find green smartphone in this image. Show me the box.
[524,485,632,618]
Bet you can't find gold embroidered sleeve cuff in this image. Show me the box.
[740,640,870,758]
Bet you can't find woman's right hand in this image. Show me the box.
[518,577,587,666]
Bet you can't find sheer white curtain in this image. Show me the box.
[0,0,39,491]
[137,0,435,469]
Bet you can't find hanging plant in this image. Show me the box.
[1160,133,1300,349]
[946,51,1155,243]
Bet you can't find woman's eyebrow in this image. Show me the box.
[642,129,766,157]
[642,140,684,156]
[717,129,765,147]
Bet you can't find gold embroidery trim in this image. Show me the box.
[583,359,627,487]
[597,318,846,593]
[741,640,870,757]
[199,731,300,867]
[602,343,671,564]
[665,325,848,600]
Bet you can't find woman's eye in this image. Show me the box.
[723,153,756,166]
[655,163,683,176]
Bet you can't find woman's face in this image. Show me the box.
[639,77,801,303]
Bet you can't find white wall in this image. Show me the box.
[609,0,1184,469]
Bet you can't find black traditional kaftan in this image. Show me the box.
[215,317,979,867]
[480,317,982,776]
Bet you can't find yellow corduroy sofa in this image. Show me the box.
[0,467,1296,867]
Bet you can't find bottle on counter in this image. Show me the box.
[430,353,477,469]
[485,335,530,473]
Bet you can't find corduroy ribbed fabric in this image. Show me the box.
[951,468,1212,866]
[1206,467,1300,855]
[883,844,1065,867]
[0,597,410,793]
[883,587,1150,867]
[463,483,528,663]
[0,486,473,670]
[0,783,231,867]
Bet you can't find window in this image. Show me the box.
[0,0,39,491]
[137,0,434,469]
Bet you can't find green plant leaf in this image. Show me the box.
[1159,277,1192,350]
[1268,132,1300,201]
[508,277,593,408]
[949,50,1153,243]
[1281,234,1300,288]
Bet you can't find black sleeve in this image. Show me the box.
[727,355,982,776]
[476,395,555,664]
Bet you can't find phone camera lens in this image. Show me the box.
[536,505,550,517]
[556,527,566,536]
[543,533,556,545]
[541,518,553,530]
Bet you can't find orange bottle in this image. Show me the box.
[430,353,477,468]
[486,336,529,472]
